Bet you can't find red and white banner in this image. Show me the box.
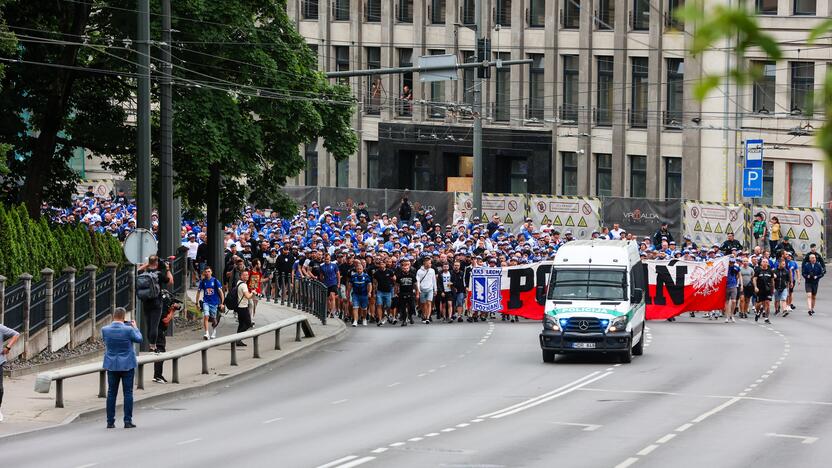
[468,258,728,321]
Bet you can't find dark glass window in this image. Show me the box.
[431,0,446,24]
[665,58,684,128]
[756,0,777,15]
[633,0,650,30]
[562,0,580,29]
[528,54,545,120]
[530,0,545,27]
[302,0,318,19]
[562,55,579,122]
[667,0,684,30]
[398,0,413,22]
[495,52,511,122]
[462,0,475,24]
[336,159,349,187]
[790,62,814,114]
[597,0,614,29]
[366,47,381,115]
[665,157,682,199]
[630,57,648,127]
[334,0,349,21]
[367,142,380,188]
[630,155,646,197]
[596,56,613,126]
[335,46,350,86]
[497,0,511,27]
[596,153,612,196]
[510,159,529,193]
[305,144,318,185]
[561,152,578,195]
[366,0,381,21]
[794,0,816,15]
[429,49,446,118]
[752,61,776,113]
[397,49,413,117]
[761,161,774,205]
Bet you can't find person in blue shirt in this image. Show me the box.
[347,262,373,327]
[802,253,825,316]
[195,267,224,340]
[786,253,799,312]
[101,307,143,428]
[319,253,341,319]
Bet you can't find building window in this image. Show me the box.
[334,46,350,86]
[666,0,684,30]
[398,0,413,22]
[510,159,529,193]
[334,0,350,20]
[336,158,349,187]
[665,157,682,199]
[788,163,812,206]
[633,0,650,30]
[305,144,318,185]
[562,55,579,122]
[530,0,545,27]
[496,0,511,26]
[397,49,413,117]
[761,161,774,205]
[794,0,816,15]
[666,58,684,128]
[413,152,432,190]
[595,153,612,196]
[430,0,446,23]
[366,47,381,115]
[752,61,776,113]
[528,54,545,120]
[562,0,580,29]
[462,51,475,109]
[630,155,646,197]
[631,57,648,127]
[367,142,380,188]
[495,52,511,122]
[790,62,814,114]
[366,0,381,21]
[561,152,578,195]
[462,0,475,24]
[756,0,777,15]
[429,49,446,118]
[302,0,318,19]
[597,0,614,29]
[596,56,613,126]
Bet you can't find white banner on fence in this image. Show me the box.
[683,201,745,249]
[528,195,602,239]
[753,205,825,258]
[453,192,527,232]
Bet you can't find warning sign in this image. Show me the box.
[541,214,551,224]
[553,215,562,226]
[704,222,712,233]
[453,192,527,232]
[799,229,809,240]
[565,216,575,227]
[754,205,825,258]
[528,195,602,240]
[714,223,723,234]
[683,201,746,250]
[504,214,514,225]
[786,227,796,239]
[578,217,587,227]
[694,221,702,231]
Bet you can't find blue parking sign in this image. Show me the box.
[742,168,763,198]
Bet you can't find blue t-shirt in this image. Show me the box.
[349,272,371,296]
[726,265,740,289]
[198,277,223,306]
[320,262,339,287]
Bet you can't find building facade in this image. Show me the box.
[287,0,830,207]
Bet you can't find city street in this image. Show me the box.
[4,283,832,468]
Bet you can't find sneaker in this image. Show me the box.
[790,304,796,310]
[458,317,464,323]
[764,318,771,324]
[235,341,247,347]
[211,329,217,339]
[401,322,407,327]
[409,318,415,325]
[352,321,358,327]
[423,319,429,324]
[725,318,731,323]
[809,310,815,316]
[153,377,166,384]
[689,312,696,318]
[731,317,736,323]
[783,311,790,318]
[362,319,368,326]
[754,313,760,322]
[203,333,210,341]
[377,320,383,327]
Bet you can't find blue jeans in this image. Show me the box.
[106,369,135,425]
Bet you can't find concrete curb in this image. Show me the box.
[0,319,348,442]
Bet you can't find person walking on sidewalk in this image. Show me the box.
[416,257,437,324]
[753,260,775,324]
[0,323,21,422]
[102,307,142,429]
[802,253,825,316]
[233,270,255,347]
[195,267,224,340]
[136,256,173,352]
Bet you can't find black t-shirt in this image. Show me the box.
[276,253,295,273]
[395,268,417,297]
[373,268,395,293]
[339,263,352,285]
[365,263,378,281]
[774,267,791,290]
[754,267,774,293]
[305,259,321,279]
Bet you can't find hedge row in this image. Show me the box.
[0,204,124,284]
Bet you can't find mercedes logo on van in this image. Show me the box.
[578,320,590,331]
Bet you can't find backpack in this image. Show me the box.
[136,271,161,301]
[224,280,243,309]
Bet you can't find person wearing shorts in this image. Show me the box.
[753,260,774,324]
[416,258,437,324]
[451,261,466,323]
[195,267,224,340]
[724,257,740,323]
[802,254,825,316]
[373,260,395,326]
[773,258,792,317]
[319,253,340,319]
[347,262,372,327]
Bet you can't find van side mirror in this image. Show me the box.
[631,288,643,304]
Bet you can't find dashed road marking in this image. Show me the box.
[389,442,405,447]
[425,432,440,437]
[407,437,423,442]
[675,423,693,432]
[691,397,741,423]
[441,428,456,433]
[176,438,202,446]
[656,433,676,444]
[334,456,376,468]
[316,456,360,468]
[387,382,401,388]
[456,423,470,428]
[417,373,427,377]
[765,433,819,444]
[371,448,388,454]
[263,417,284,424]
[74,464,98,468]
[331,399,349,405]
[637,444,659,456]
[615,457,640,468]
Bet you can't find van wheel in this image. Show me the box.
[542,349,556,363]
[619,337,633,363]
[632,329,644,356]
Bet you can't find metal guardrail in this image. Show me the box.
[52,273,72,329]
[4,282,25,332]
[29,280,48,335]
[34,315,316,408]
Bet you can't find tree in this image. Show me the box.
[680,3,832,169]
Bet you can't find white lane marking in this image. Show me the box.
[263,417,284,424]
[606,367,614,371]
[765,433,819,444]
[675,423,693,432]
[389,442,405,447]
[425,432,440,437]
[615,457,640,468]
[371,448,388,454]
[315,455,358,468]
[478,372,601,418]
[456,423,470,428]
[439,364,447,368]
[741,396,832,406]
[331,399,349,405]
[551,421,602,431]
[176,438,202,446]
[491,373,613,419]
[333,456,376,468]
[428,369,436,373]
[441,428,456,432]
[470,419,484,423]
[756,379,764,383]
[637,444,659,456]
[656,433,676,444]
[738,392,748,397]
[408,437,423,442]
[691,397,741,423]
[387,382,401,388]
[417,373,427,377]
[74,464,98,468]
[614,364,623,367]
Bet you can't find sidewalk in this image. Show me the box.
[0,293,345,437]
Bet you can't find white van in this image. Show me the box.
[539,240,646,363]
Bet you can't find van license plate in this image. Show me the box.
[572,342,595,349]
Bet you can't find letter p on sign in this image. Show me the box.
[742,168,763,199]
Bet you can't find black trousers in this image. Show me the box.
[143,303,162,347]
[236,306,252,335]
[398,296,415,323]
[0,363,5,407]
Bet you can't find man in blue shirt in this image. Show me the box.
[786,253,799,312]
[347,262,373,327]
[802,254,825,316]
[195,267,224,340]
[102,307,143,428]
[320,253,341,319]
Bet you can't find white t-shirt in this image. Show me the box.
[185,241,199,259]
[236,281,250,308]
[416,267,437,293]
[609,229,625,240]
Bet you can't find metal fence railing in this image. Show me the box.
[29,280,48,336]
[74,272,91,326]
[3,282,25,332]
[95,270,113,322]
[52,273,72,329]
[115,267,132,310]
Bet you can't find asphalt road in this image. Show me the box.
[5,283,832,468]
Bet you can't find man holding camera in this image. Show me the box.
[102,307,143,428]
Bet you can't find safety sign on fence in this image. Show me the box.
[528,195,602,239]
[753,205,825,258]
[453,192,528,232]
[683,201,745,249]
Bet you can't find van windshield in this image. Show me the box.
[547,269,627,301]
